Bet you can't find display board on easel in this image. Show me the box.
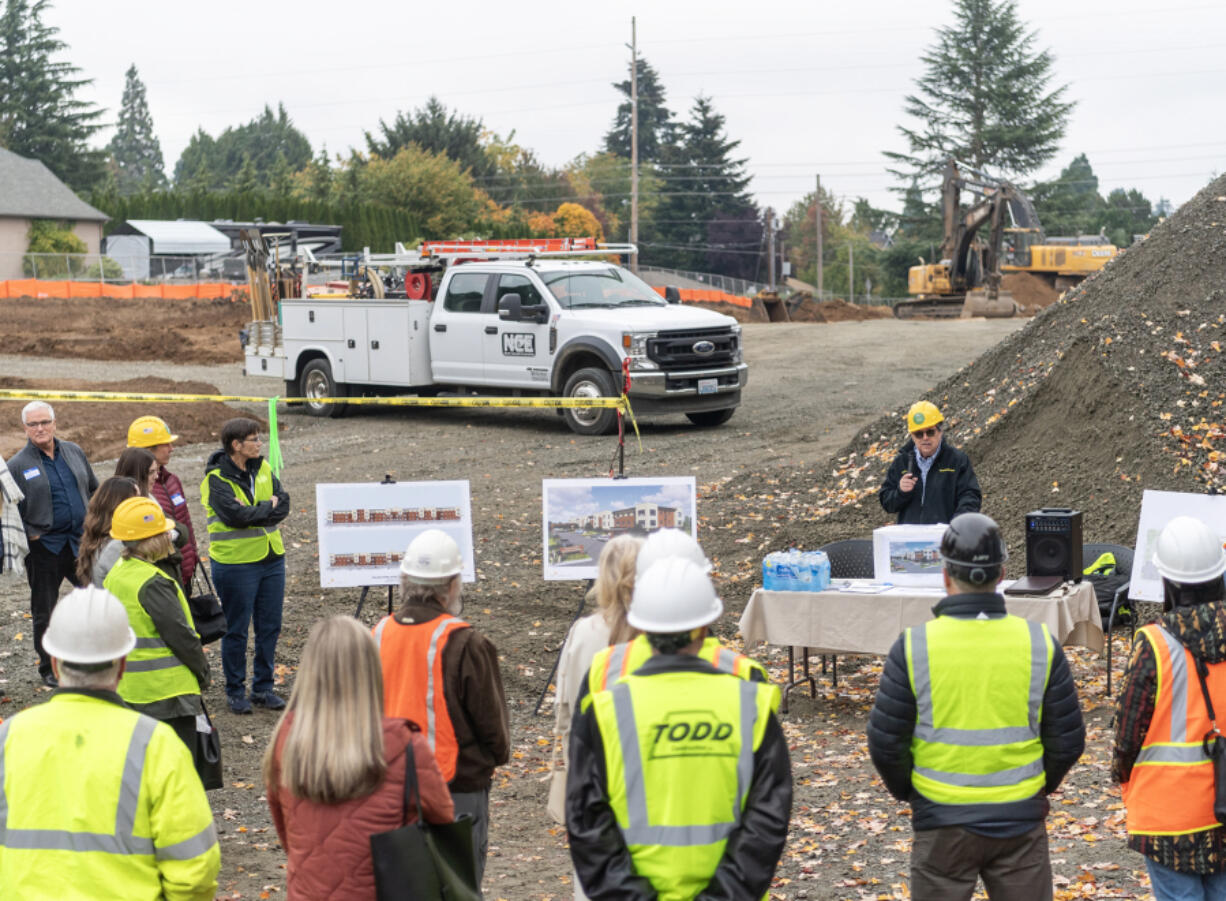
[315,480,475,588]
[1131,489,1226,602]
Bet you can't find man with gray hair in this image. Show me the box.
[0,585,220,898]
[7,401,98,687]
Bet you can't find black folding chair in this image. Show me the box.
[1083,542,1135,697]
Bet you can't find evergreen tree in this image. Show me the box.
[645,96,758,277]
[604,58,675,164]
[229,153,259,194]
[107,64,166,195]
[1031,153,1101,236]
[173,103,310,188]
[885,0,1072,187]
[0,0,105,191]
[365,97,494,180]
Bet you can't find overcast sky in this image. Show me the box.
[50,0,1226,220]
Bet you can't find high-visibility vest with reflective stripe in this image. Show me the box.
[588,634,771,697]
[1123,623,1226,836]
[105,555,200,706]
[905,614,1053,806]
[200,460,284,564]
[374,613,470,782]
[0,692,220,899]
[589,667,776,900]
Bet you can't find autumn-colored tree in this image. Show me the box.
[552,203,604,242]
[351,145,481,237]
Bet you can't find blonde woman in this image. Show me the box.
[550,536,641,825]
[103,497,209,763]
[264,616,455,901]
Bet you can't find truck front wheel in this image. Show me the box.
[300,359,348,418]
[686,408,735,427]
[562,367,618,436]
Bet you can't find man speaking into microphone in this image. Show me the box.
[879,401,981,525]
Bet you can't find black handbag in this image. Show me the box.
[195,701,224,791]
[188,566,226,645]
[371,741,481,901]
[1192,657,1226,824]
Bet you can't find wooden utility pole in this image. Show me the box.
[766,208,776,290]
[815,174,823,298]
[629,17,639,273]
[848,242,854,304]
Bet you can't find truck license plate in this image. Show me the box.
[697,378,717,395]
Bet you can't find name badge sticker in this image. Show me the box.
[22,467,40,480]
[170,492,186,506]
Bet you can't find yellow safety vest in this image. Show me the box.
[905,614,1053,806]
[588,666,776,900]
[105,555,200,706]
[588,634,773,701]
[200,459,284,564]
[0,692,220,900]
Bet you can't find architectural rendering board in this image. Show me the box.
[315,480,474,588]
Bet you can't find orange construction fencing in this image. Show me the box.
[650,285,752,309]
[0,280,245,301]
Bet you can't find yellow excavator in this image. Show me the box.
[899,160,1117,319]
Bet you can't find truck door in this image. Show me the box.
[428,271,491,385]
[485,273,553,388]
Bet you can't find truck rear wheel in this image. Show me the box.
[686,408,735,427]
[562,367,618,436]
[300,359,348,418]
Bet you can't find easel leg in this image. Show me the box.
[534,582,592,716]
[354,586,371,619]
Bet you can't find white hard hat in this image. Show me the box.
[635,528,711,578]
[42,586,136,665]
[400,529,464,585]
[627,557,723,633]
[1153,516,1226,584]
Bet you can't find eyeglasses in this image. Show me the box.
[24,419,54,429]
[243,436,262,444]
[911,427,940,439]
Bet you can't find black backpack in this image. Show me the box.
[1083,551,1131,627]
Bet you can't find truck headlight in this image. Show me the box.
[623,331,658,370]
[730,325,743,364]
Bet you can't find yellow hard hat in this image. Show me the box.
[110,496,174,541]
[907,401,945,433]
[127,415,178,448]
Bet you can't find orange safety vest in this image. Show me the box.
[1123,623,1226,837]
[373,613,470,782]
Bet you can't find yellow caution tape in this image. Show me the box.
[0,388,627,410]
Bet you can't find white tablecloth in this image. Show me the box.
[738,580,1103,657]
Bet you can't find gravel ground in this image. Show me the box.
[5,313,1166,901]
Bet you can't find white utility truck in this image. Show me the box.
[242,239,747,435]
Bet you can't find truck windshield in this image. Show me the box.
[542,267,666,309]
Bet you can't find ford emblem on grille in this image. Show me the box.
[692,340,716,355]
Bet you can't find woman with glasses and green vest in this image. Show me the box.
[103,496,211,770]
[201,418,290,715]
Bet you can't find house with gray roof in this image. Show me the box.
[0,147,108,279]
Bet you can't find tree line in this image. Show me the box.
[1,0,1170,293]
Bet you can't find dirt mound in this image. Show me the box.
[683,298,768,323]
[788,296,895,323]
[710,173,1226,552]
[0,377,265,461]
[1002,271,1059,312]
[0,296,250,364]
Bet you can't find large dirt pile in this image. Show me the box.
[788,295,895,323]
[1002,271,1059,312]
[708,175,1226,557]
[0,296,250,364]
[0,377,265,461]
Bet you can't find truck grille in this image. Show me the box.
[647,327,737,369]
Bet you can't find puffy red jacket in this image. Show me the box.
[151,466,198,587]
[266,716,456,901]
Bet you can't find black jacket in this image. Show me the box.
[202,450,289,533]
[567,654,792,900]
[878,438,981,525]
[866,591,1086,835]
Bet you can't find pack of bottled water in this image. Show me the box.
[762,549,831,592]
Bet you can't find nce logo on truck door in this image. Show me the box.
[502,333,536,356]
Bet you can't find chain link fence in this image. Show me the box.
[4,253,247,283]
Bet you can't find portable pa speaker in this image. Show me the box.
[1025,508,1083,582]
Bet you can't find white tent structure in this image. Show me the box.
[104,220,232,280]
